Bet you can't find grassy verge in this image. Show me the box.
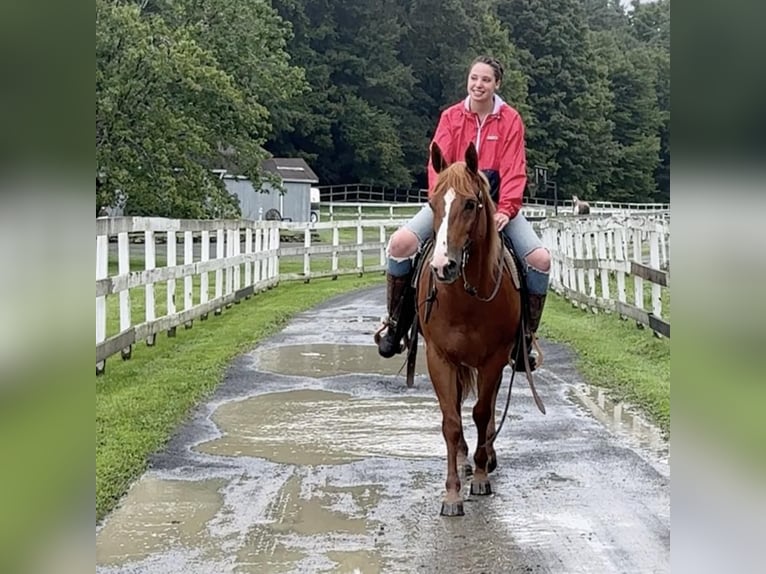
[539,292,670,434]
[96,273,384,522]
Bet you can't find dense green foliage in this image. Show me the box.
[96,0,670,215]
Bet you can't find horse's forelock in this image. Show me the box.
[432,163,499,254]
[434,163,489,203]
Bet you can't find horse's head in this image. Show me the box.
[428,142,496,283]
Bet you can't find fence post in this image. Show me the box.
[184,230,194,327]
[118,231,132,358]
[614,226,627,319]
[304,227,311,282]
[584,227,597,305]
[166,229,177,335]
[632,226,645,329]
[96,234,108,375]
[233,226,241,301]
[356,218,364,274]
[574,226,586,306]
[270,225,280,281]
[649,224,663,334]
[244,227,253,297]
[379,225,387,268]
[145,230,157,343]
[253,226,262,287]
[215,228,224,315]
[225,227,234,307]
[200,230,209,319]
[332,223,340,276]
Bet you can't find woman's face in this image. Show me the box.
[466,63,499,106]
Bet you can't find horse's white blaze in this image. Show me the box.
[431,188,455,269]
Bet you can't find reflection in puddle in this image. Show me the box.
[254,343,428,377]
[569,384,668,464]
[196,389,445,464]
[326,550,383,574]
[96,477,225,566]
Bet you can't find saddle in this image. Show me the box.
[400,234,529,379]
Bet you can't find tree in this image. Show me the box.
[629,0,670,201]
[499,0,615,199]
[96,0,301,217]
[268,0,415,187]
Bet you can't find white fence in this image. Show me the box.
[95,216,401,373]
[321,202,548,221]
[540,216,670,337]
[96,208,671,373]
[525,197,669,216]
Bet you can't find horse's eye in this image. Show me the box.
[464,199,476,211]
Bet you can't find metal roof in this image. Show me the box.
[261,158,319,183]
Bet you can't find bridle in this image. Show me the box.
[434,180,504,303]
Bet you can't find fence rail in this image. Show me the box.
[320,202,547,221]
[540,216,670,337]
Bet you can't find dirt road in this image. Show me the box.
[96,286,669,573]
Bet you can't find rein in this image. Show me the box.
[460,240,504,302]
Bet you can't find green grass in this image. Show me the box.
[96,273,384,523]
[539,292,670,434]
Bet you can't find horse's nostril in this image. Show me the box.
[447,260,457,272]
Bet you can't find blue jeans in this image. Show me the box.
[390,204,549,295]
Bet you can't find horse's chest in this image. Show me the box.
[425,314,512,362]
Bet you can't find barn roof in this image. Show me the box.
[261,158,319,184]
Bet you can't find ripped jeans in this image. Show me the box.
[389,204,550,295]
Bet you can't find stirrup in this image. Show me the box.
[374,320,409,357]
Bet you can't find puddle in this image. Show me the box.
[236,531,306,574]
[96,476,225,566]
[96,469,387,572]
[568,384,669,465]
[268,475,371,536]
[254,344,428,377]
[196,389,446,464]
[325,550,384,573]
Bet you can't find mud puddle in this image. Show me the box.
[195,389,446,464]
[568,383,669,467]
[253,344,428,377]
[96,476,226,567]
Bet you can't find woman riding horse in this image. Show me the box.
[376,56,550,371]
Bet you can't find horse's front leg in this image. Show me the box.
[486,374,501,474]
[456,384,472,478]
[427,348,464,516]
[471,361,505,495]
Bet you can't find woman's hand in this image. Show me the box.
[494,212,509,231]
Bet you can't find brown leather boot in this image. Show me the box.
[514,293,547,371]
[376,272,416,358]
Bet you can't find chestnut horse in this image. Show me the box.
[416,142,526,516]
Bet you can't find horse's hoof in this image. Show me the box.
[470,480,492,496]
[487,455,497,474]
[440,501,465,517]
[462,463,473,478]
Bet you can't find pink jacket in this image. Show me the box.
[427,95,527,219]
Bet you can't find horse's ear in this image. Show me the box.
[431,142,447,173]
[465,142,479,175]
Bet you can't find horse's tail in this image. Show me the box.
[457,365,478,399]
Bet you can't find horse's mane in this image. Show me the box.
[434,163,500,258]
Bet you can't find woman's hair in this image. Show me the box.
[470,56,504,83]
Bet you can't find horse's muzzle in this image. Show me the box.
[431,259,459,284]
